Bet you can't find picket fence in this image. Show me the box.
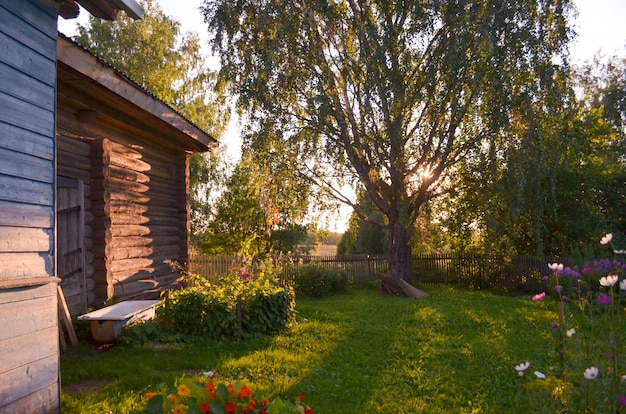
[188,252,567,293]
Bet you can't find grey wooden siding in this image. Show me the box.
[0,0,60,413]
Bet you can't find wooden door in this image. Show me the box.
[57,177,86,315]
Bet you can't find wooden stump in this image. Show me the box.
[377,272,429,299]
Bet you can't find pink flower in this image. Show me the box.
[532,292,546,301]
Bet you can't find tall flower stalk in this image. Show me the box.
[519,233,626,412]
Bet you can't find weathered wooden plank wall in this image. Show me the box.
[55,35,208,307]
[0,0,60,412]
[97,138,188,300]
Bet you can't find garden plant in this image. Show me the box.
[516,233,626,412]
[60,236,626,412]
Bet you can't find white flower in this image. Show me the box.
[201,370,215,377]
[548,263,564,272]
[515,362,530,376]
[534,371,546,379]
[615,250,626,255]
[566,328,576,337]
[600,275,619,287]
[584,367,599,380]
[601,233,613,245]
[620,280,626,291]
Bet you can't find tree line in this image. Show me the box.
[75,0,625,284]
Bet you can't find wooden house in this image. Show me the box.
[0,0,216,412]
[56,34,218,315]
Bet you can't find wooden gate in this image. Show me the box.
[57,177,86,315]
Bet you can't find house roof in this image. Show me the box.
[76,0,143,20]
[57,33,219,153]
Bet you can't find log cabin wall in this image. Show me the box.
[56,133,96,314]
[57,99,192,307]
[0,1,60,412]
[56,35,216,309]
[96,137,189,302]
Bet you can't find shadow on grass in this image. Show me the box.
[281,286,556,413]
[60,286,555,413]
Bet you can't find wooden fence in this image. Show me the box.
[188,252,573,293]
[188,253,244,284]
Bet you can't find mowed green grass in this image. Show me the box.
[61,284,556,413]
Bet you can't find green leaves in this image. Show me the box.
[159,273,296,339]
[204,0,576,278]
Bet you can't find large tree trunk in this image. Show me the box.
[380,218,428,298]
[388,220,413,282]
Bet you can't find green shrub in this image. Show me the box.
[156,269,296,339]
[293,265,348,297]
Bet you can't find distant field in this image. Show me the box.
[314,244,337,255]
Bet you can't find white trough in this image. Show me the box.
[78,300,161,342]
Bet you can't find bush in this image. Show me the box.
[157,269,296,339]
[293,265,348,297]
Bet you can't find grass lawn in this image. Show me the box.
[61,284,557,413]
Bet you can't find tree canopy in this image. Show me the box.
[204,0,574,281]
[432,55,626,257]
[200,148,313,259]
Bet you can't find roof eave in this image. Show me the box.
[74,0,143,21]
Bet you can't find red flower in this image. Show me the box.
[224,401,237,414]
[227,383,235,396]
[205,379,215,391]
[200,401,211,414]
[247,398,257,410]
[304,407,313,414]
[237,384,255,398]
[298,392,305,401]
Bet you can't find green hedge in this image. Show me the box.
[293,265,348,297]
[157,275,295,339]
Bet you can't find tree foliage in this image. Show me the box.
[74,0,230,245]
[436,55,626,256]
[337,192,387,255]
[204,0,574,281]
[200,149,312,259]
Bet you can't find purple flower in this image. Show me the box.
[554,285,563,293]
[562,295,569,302]
[551,323,559,330]
[542,276,549,281]
[532,292,546,301]
[582,267,592,275]
[597,293,612,305]
[617,395,626,406]
[605,353,616,359]
[560,267,580,278]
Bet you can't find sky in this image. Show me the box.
[57,0,626,232]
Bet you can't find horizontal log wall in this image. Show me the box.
[97,137,188,302]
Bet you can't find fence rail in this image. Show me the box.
[188,252,577,293]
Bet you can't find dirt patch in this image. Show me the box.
[62,378,112,396]
[148,342,181,351]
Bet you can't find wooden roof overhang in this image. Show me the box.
[56,34,219,153]
[57,0,143,21]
